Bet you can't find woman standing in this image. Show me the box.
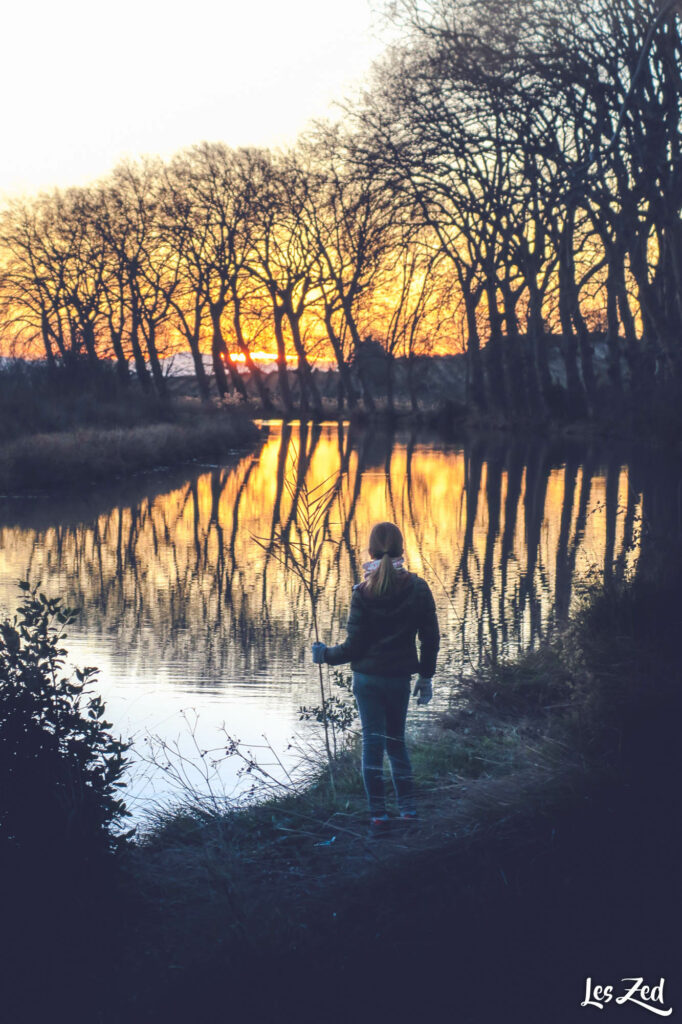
[312,522,440,834]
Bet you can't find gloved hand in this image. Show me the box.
[312,642,327,665]
[413,677,433,705]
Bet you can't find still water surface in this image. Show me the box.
[0,421,643,818]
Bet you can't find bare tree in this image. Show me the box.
[296,127,398,411]
[162,145,279,405]
[355,0,682,417]
[243,150,324,418]
[0,197,66,366]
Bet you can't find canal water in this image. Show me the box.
[0,421,649,820]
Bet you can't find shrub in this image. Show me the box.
[0,581,131,869]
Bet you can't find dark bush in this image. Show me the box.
[0,581,131,869]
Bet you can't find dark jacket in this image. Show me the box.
[324,572,440,678]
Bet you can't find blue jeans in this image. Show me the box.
[352,672,414,816]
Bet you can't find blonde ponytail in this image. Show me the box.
[363,522,404,597]
[367,552,397,597]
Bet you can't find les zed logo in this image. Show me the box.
[582,977,672,1016]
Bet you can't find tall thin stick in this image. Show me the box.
[253,457,340,797]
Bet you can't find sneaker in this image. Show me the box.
[399,810,419,830]
[369,814,390,837]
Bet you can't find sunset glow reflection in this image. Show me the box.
[0,424,642,810]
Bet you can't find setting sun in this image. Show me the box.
[224,351,298,364]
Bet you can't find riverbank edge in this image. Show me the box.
[195,380,682,455]
[103,566,682,1023]
[344,396,682,453]
[0,406,263,493]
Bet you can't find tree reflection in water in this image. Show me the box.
[13,423,682,808]
[0,423,647,699]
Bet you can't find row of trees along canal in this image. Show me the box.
[0,0,679,422]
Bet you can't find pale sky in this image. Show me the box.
[2,0,386,198]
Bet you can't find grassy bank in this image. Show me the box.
[0,359,262,492]
[110,566,682,1022]
[0,410,261,492]
[3,565,681,1023]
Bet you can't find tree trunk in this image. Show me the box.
[336,375,345,415]
[210,304,248,402]
[212,346,230,398]
[614,258,640,390]
[462,289,486,410]
[483,280,509,414]
[272,306,294,416]
[500,282,529,415]
[188,330,210,401]
[666,220,682,363]
[128,292,152,392]
[110,329,130,385]
[656,226,682,380]
[407,354,420,414]
[628,237,660,393]
[574,319,597,410]
[324,307,357,409]
[142,321,168,398]
[385,355,395,414]
[39,309,57,369]
[285,304,323,419]
[231,288,273,410]
[354,355,376,414]
[558,226,586,417]
[82,320,99,367]
[604,253,623,393]
[526,281,551,415]
[342,300,376,412]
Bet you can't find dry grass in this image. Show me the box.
[118,700,582,998]
[6,566,679,1023]
[115,566,682,1007]
[0,411,261,492]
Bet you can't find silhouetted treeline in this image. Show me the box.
[0,139,452,416]
[357,0,682,419]
[0,0,679,421]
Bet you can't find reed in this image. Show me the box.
[253,461,341,795]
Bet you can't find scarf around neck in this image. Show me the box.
[362,556,405,578]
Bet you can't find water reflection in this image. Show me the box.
[0,423,657,810]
